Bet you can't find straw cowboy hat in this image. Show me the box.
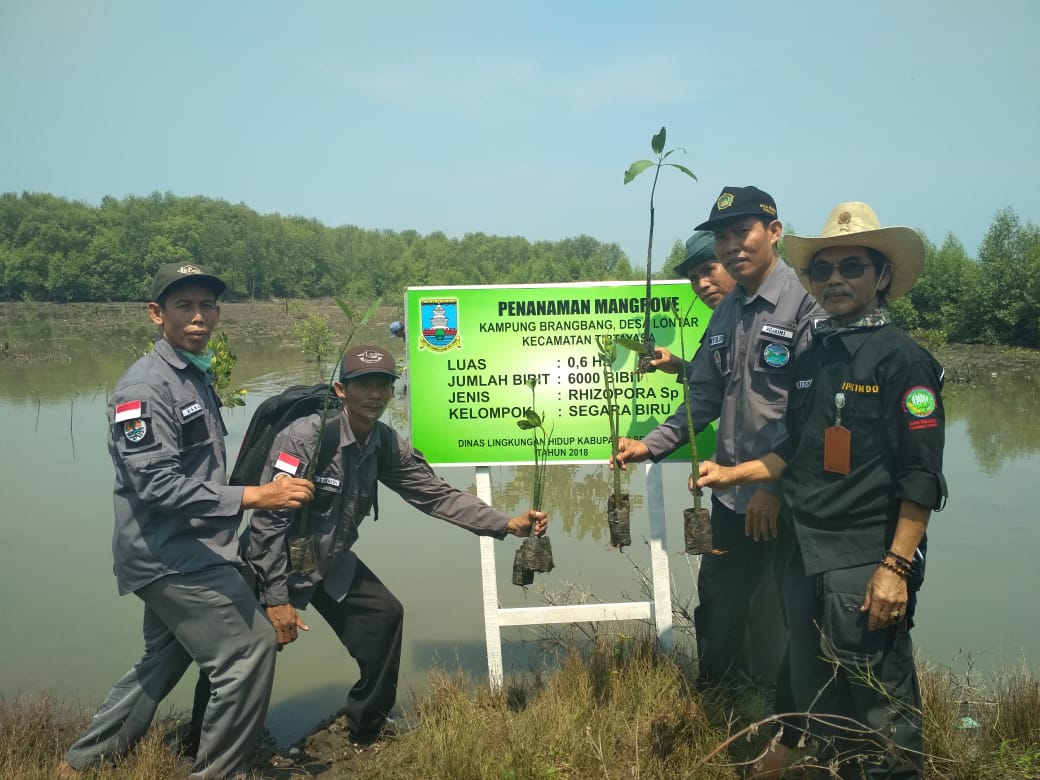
[785,202,925,301]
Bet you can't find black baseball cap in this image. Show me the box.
[694,186,779,231]
[674,231,717,276]
[150,263,226,302]
[340,345,399,382]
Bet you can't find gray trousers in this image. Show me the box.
[64,566,276,779]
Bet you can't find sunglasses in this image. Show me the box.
[805,258,873,283]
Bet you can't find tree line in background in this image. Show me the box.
[2,191,1038,348]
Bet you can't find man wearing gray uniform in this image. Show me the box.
[59,264,314,780]
[616,186,824,692]
[246,344,548,747]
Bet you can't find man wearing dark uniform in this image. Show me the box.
[699,202,947,778]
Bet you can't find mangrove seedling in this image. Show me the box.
[674,302,711,555]
[595,334,632,549]
[287,296,380,575]
[624,126,697,374]
[512,377,555,585]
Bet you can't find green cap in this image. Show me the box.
[150,263,226,301]
[674,231,716,276]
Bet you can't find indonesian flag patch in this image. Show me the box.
[114,400,143,422]
[274,451,301,476]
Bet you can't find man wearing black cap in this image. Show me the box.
[245,344,549,747]
[59,264,315,780]
[616,187,824,692]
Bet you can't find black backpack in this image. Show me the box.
[229,384,343,486]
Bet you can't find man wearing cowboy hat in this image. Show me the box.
[698,202,948,778]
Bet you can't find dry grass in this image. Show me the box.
[4,649,1039,779]
[0,693,188,779]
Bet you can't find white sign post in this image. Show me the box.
[477,461,674,689]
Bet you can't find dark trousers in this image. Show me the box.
[191,558,403,745]
[311,559,404,739]
[694,496,781,687]
[783,548,923,779]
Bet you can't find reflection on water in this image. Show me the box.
[1,307,1039,744]
[943,366,1040,473]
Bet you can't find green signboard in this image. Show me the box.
[404,281,716,466]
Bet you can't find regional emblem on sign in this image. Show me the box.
[419,298,461,352]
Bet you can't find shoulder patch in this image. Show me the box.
[274,451,301,476]
[123,419,147,443]
[903,386,937,418]
[114,400,143,422]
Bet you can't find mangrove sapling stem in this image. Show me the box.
[678,301,702,513]
[624,127,697,372]
[292,296,379,558]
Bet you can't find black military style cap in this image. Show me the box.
[695,185,779,231]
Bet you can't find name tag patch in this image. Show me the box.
[314,475,342,488]
[795,379,813,390]
[180,401,204,418]
[709,334,725,347]
[761,324,794,341]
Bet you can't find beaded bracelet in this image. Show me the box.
[879,558,910,578]
[886,550,914,569]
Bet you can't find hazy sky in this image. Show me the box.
[2,0,1037,269]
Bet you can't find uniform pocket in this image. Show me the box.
[819,564,886,668]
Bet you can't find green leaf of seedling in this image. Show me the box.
[651,127,666,155]
[359,296,382,324]
[624,160,654,184]
[334,296,356,322]
[517,420,535,430]
[614,337,645,352]
[665,163,698,181]
[525,409,543,427]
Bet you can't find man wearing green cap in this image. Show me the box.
[649,230,736,375]
[59,264,315,780]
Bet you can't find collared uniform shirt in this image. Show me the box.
[247,413,512,609]
[641,259,824,513]
[108,338,246,595]
[775,322,947,576]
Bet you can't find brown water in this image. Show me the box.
[1,305,1038,743]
